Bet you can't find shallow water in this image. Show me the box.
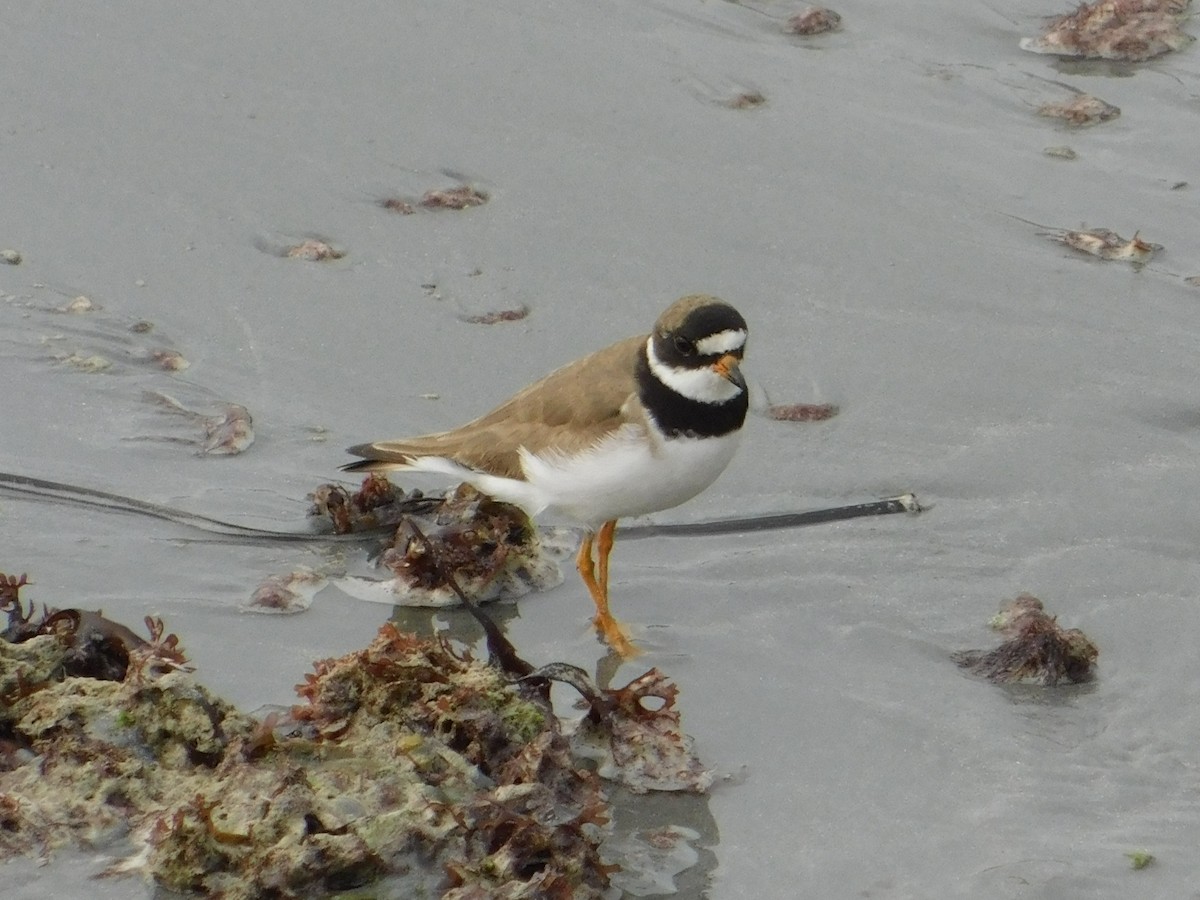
[3,1,1200,897]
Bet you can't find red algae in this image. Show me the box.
[1021,0,1194,62]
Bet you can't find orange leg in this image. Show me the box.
[576,530,597,597]
[596,519,616,599]
[576,520,637,657]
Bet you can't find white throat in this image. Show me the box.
[645,338,744,404]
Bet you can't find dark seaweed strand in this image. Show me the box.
[0,472,385,543]
[0,471,919,542]
[620,495,921,539]
[401,517,534,678]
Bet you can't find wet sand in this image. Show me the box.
[3,1,1200,896]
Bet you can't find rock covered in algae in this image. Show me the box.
[953,593,1098,685]
[1,570,716,897]
[0,611,614,896]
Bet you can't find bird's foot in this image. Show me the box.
[593,612,641,659]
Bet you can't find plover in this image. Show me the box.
[343,294,750,655]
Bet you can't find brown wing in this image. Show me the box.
[344,334,646,479]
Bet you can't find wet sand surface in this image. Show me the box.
[3,1,1200,896]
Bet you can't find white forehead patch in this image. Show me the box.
[646,338,744,404]
[694,328,746,357]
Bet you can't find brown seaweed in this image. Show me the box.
[1037,93,1120,127]
[143,390,256,455]
[786,6,842,34]
[314,479,565,607]
[283,238,345,261]
[308,473,439,534]
[0,571,712,897]
[953,593,1098,685]
[1,573,187,683]
[1020,0,1194,61]
[767,402,839,422]
[419,185,489,210]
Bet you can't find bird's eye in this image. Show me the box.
[673,335,695,356]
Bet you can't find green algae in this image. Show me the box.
[0,620,612,898]
[0,565,713,897]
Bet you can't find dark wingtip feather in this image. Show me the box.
[341,444,389,472]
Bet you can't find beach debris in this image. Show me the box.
[1126,849,1155,870]
[1010,215,1163,264]
[1020,0,1194,62]
[61,352,112,372]
[459,304,530,325]
[566,667,714,794]
[243,567,328,615]
[419,184,489,210]
[0,249,21,265]
[254,234,346,261]
[786,6,842,34]
[0,563,713,897]
[1037,92,1120,127]
[313,477,566,606]
[19,289,199,381]
[380,184,490,215]
[150,348,190,371]
[309,473,439,534]
[726,90,767,109]
[766,402,839,422]
[1054,227,1161,263]
[54,342,186,374]
[1185,275,1200,287]
[379,196,416,214]
[378,484,563,606]
[683,75,767,111]
[284,238,345,261]
[143,390,256,455]
[0,571,30,604]
[953,593,1099,685]
[1,572,190,688]
[63,294,97,314]
[1043,145,1078,160]
[199,404,255,455]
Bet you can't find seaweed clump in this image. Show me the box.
[378,183,489,215]
[567,667,714,794]
[308,472,436,534]
[1,571,699,897]
[1037,92,1120,127]
[379,485,559,605]
[312,478,565,606]
[1051,227,1160,264]
[1020,0,1193,61]
[786,6,842,34]
[953,593,1099,685]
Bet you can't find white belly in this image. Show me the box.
[517,425,742,526]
